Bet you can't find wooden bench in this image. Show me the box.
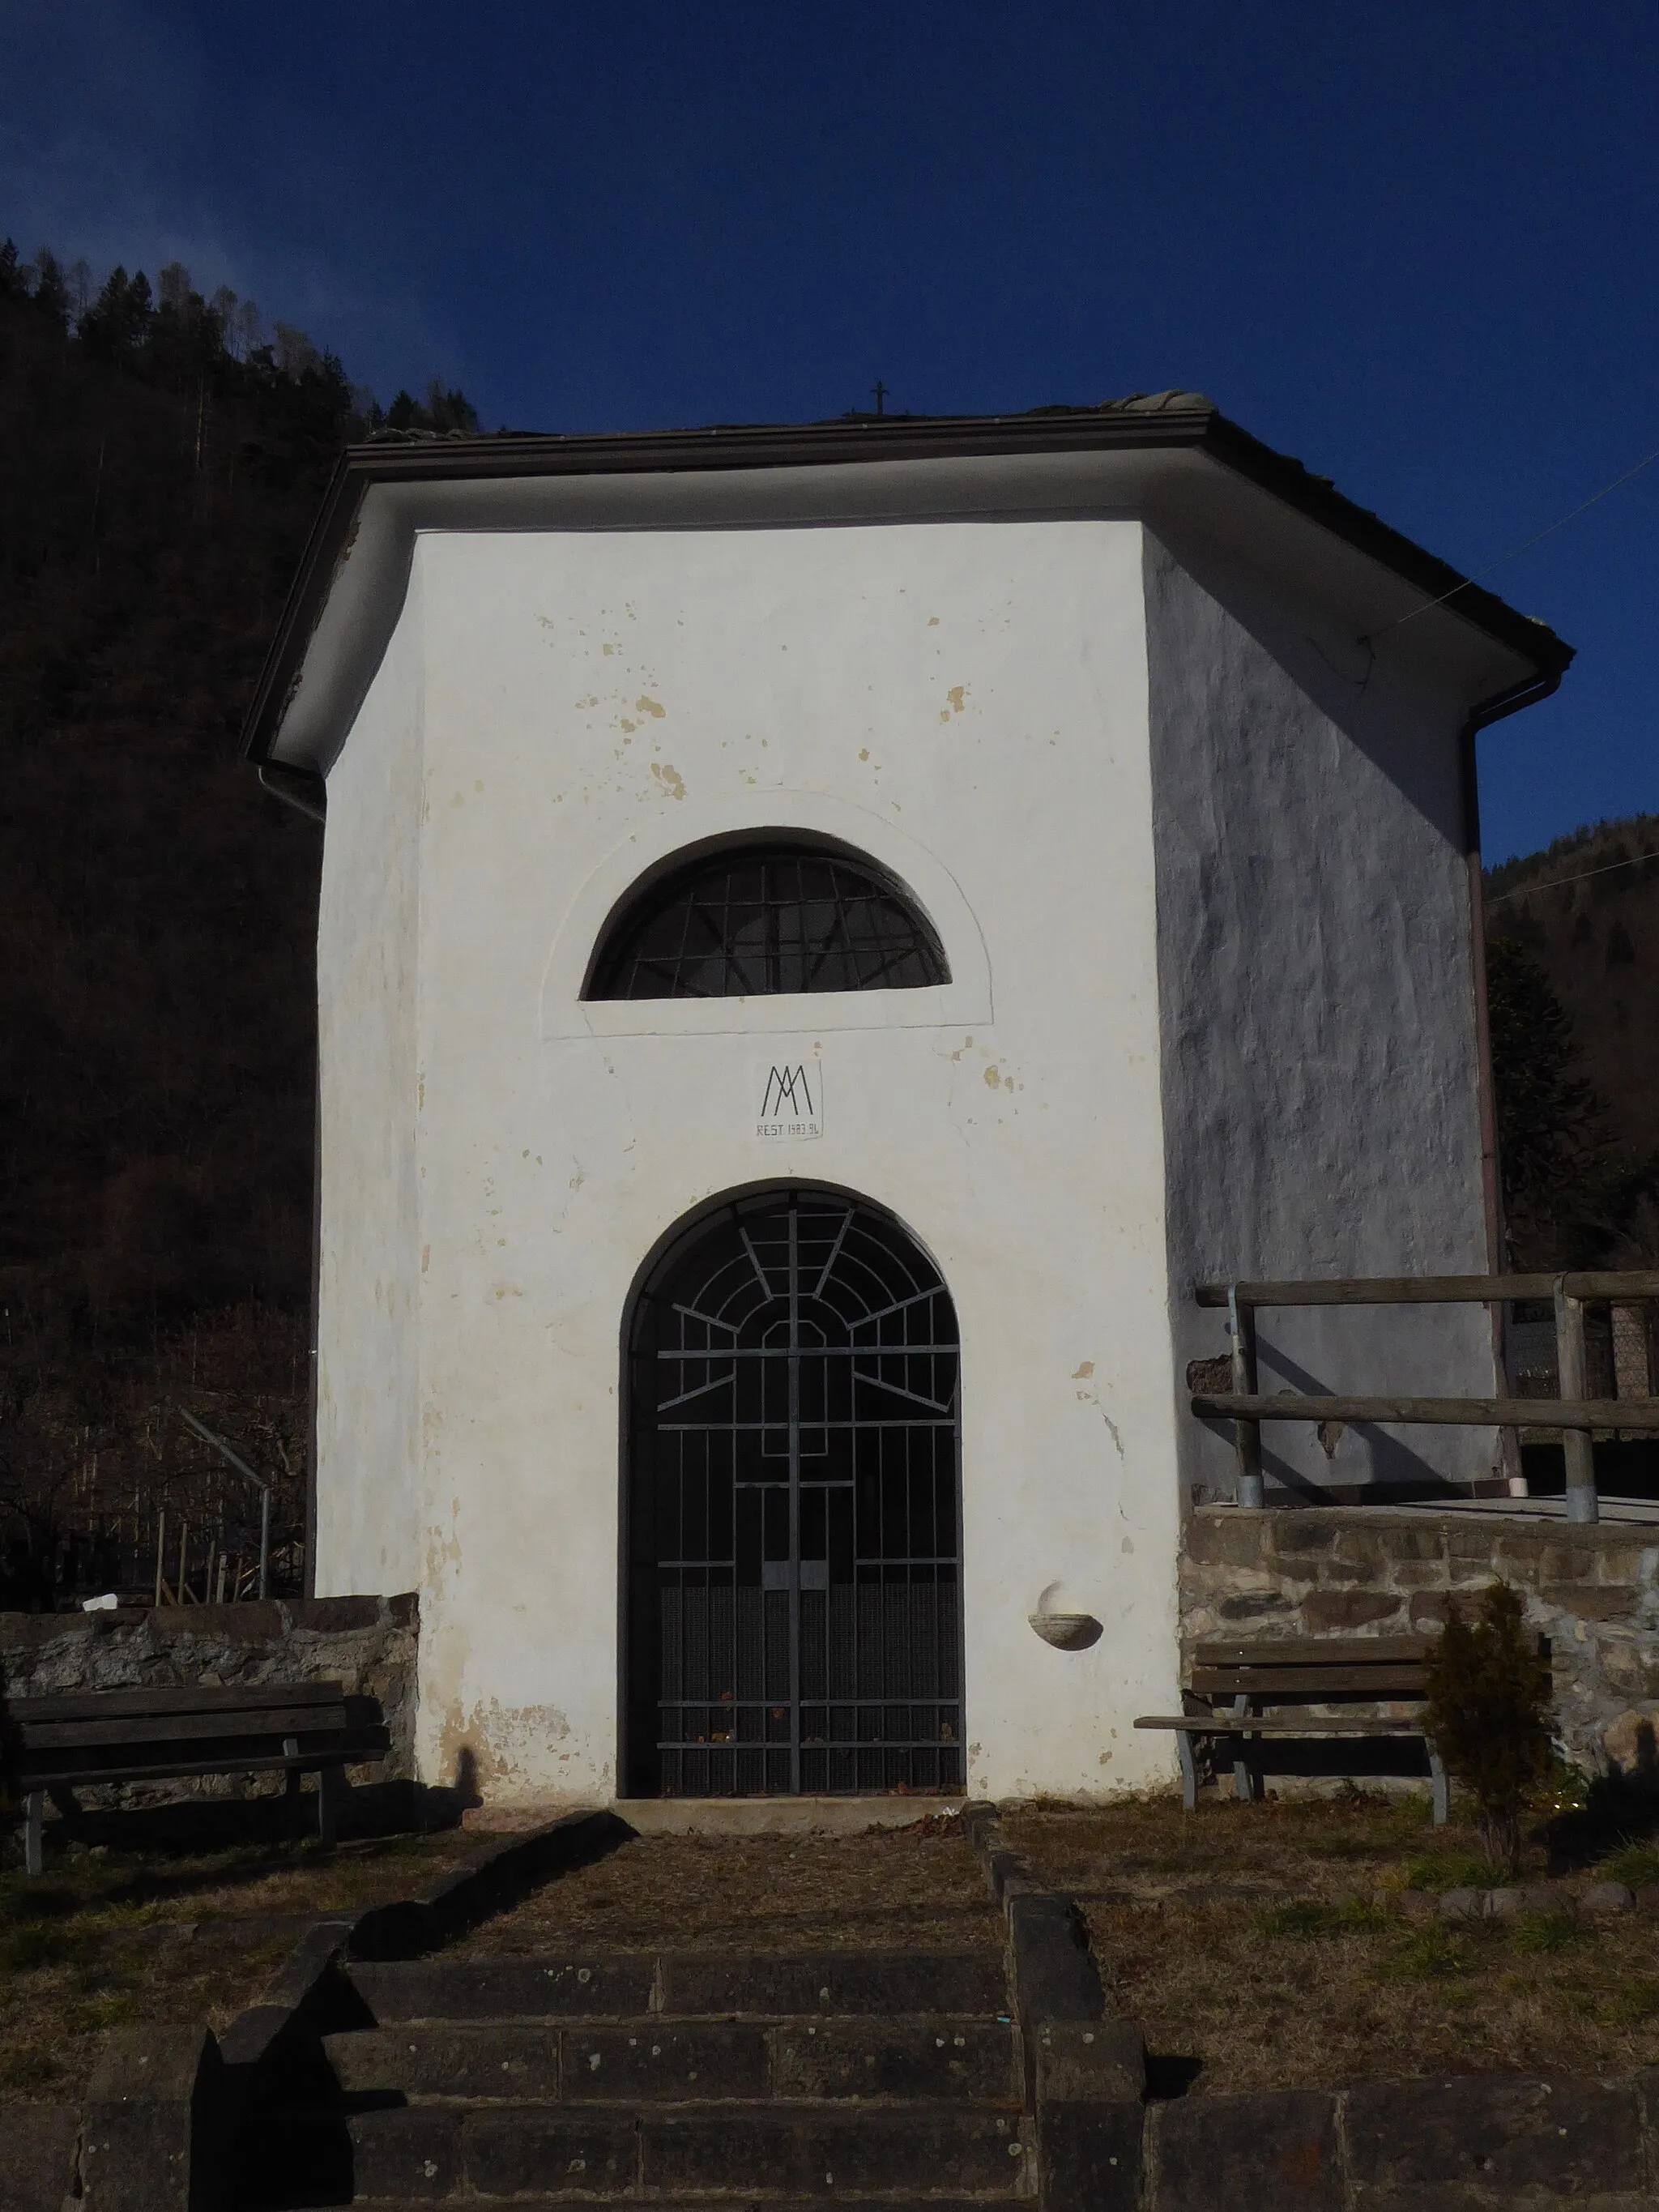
[7,1679,390,1874]
[1135,1636,1450,1823]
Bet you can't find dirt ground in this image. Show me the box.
[457,1820,1003,1957]
[15,1788,1659,2105]
[0,1825,480,2100]
[1006,1792,1659,2093]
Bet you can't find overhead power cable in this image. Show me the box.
[1486,848,1659,907]
[1367,439,1659,642]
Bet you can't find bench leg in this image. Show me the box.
[1231,1694,1257,1803]
[1429,1749,1449,1827]
[1175,1731,1199,1811]
[317,1762,347,1849]
[25,1791,45,1877]
[280,1736,305,1837]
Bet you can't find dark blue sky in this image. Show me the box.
[5,0,1656,861]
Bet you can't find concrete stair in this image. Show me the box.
[313,1949,1032,2206]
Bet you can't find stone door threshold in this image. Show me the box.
[615,1795,967,1835]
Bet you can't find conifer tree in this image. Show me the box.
[1423,1582,1553,1874]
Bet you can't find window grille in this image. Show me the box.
[588,843,949,1000]
[624,1188,963,1798]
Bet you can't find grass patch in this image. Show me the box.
[1512,1908,1587,1954]
[1606,1976,1659,2026]
[1405,1852,1509,1894]
[454,1825,1002,1958]
[1005,1791,1659,2095]
[1601,1841,1659,1889]
[1380,1926,1473,1980]
[1254,1897,1392,1940]
[0,1824,484,2103]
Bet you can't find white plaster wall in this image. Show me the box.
[314,562,426,1597]
[367,516,1186,1803]
[1143,532,1496,1501]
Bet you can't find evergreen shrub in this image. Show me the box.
[1422,1582,1553,1875]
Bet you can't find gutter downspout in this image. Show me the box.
[1460,666,1565,1494]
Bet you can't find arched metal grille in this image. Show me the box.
[625,1189,963,1797]
[589,843,949,1000]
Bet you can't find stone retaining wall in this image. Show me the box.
[1180,1505,1659,1763]
[0,1595,419,1781]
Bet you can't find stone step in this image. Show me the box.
[325,2016,1023,2105]
[349,1950,1009,2023]
[348,2100,1036,2201]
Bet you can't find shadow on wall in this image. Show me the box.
[1258,1338,1469,1499]
[1146,522,1470,847]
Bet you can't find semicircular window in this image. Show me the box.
[587,842,950,1000]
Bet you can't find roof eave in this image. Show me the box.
[240,405,1574,768]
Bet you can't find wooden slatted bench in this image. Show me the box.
[1135,1636,1451,1823]
[7,1679,391,1874]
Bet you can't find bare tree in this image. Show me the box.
[273,321,320,377]
[210,284,239,350]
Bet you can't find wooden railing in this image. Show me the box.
[1190,1272,1659,1526]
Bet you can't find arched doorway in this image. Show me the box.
[624,1187,963,1798]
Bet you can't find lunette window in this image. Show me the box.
[586,842,949,1000]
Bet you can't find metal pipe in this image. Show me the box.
[178,1407,274,1599]
[1192,1391,1639,1431]
[1554,1275,1599,1525]
[1196,1271,1659,1309]
[1228,1283,1265,1509]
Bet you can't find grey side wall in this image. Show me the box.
[1144,531,1495,1501]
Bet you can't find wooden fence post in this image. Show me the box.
[1554,1275,1599,1525]
[1228,1284,1265,1510]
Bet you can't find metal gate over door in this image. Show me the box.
[625,1189,963,1797]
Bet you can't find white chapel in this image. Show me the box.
[243,394,1571,1808]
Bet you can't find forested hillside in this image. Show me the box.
[1485,818,1659,1269]
[0,241,478,1605]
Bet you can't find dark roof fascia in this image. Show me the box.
[1198,412,1574,683]
[241,406,1573,767]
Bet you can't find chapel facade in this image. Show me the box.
[244,395,1571,1806]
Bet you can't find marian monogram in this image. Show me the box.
[754,1059,823,1140]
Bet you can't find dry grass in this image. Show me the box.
[458,1822,1003,1957]
[0,1827,480,2101]
[17,1791,1653,2106]
[1005,1794,1659,2093]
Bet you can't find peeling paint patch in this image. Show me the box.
[635,696,665,718]
[1072,1360,1094,1379]
[650,762,687,800]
